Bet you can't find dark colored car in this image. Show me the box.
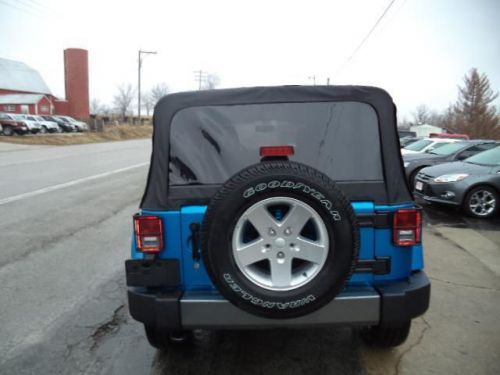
[399,130,416,138]
[42,115,75,132]
[0,112,29,136]
[404,140,499,187]
[400,136,421,148]
[126,86,430,350]
[415,145,500,218]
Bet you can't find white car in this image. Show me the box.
[58,116,89,132]
[401,138,459,155]
[13,114,42,134]
[32,115,60,133]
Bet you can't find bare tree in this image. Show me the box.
[411,104,431,125]
[398,116,411,129]
[113,83,136,120]
[203,73,220,90]
[150,83,170,104]
[451,68,499,139]
[90,98,104,115]
[142,92,155,116]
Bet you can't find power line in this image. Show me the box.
[335,0,397,77]
[24,0,45,10]
[0,0,39,16]
[1,0,55,17]
[194,70,208,90]
[14,0,45,12]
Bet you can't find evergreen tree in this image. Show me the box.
[452,68,499,139]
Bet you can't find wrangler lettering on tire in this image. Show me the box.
[202,161,360,319]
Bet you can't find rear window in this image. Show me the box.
[169,101,383,185]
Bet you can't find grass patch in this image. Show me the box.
[0,125,153,145]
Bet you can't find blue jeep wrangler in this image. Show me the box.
[126,86,430,349]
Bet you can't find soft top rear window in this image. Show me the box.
[169,101,383,185]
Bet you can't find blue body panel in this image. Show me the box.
[131,201,424,290]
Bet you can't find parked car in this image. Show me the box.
[32,115,60,133]
[13,114,41,134]
[404,140,499,187]
[398,130,417,138]
[56,115,88,132]
[42,115,75,132]
[400,136,421,148]
[52,116,78,132]
[401,137,458,155]
[126,86,430,349]
[415,145,500,218]
[429,133,469,140]
[0,112,29,136]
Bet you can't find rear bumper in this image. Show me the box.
[127,271,430,330]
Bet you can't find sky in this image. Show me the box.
[0,0,499,118]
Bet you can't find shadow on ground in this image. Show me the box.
[152,328,364,375]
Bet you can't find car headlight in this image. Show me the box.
[433,173,469,183]
[404,162,410,168]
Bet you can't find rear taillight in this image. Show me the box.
[393,209,422,246]
[134,215,164,253]
[260,145,295,157]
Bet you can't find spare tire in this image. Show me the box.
[202,161,359,319]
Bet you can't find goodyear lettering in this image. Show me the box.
[242,181,342,221]
[223,273,316,310]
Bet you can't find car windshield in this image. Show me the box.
[404,139,433,151]
[464,146,500,166]
[427,142,468,155]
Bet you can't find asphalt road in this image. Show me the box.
[0,140,499,375]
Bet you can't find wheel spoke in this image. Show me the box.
[281,204,311,232]
[270,258,292,287]
[235,239,268,266]
[470,190,497,216]
[294,237,327,264]
[245,205,279,237]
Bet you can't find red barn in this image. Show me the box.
[0,50,90,119]
[0,94,54,115]
[0,58,56,115]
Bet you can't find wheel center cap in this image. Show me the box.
[274,237,286,248]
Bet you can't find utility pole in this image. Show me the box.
[194,70,207,90]
[308,75,316,85]
[138,50,157,124]
[326,77,330,86]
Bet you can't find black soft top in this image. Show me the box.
[141,85,412,210]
